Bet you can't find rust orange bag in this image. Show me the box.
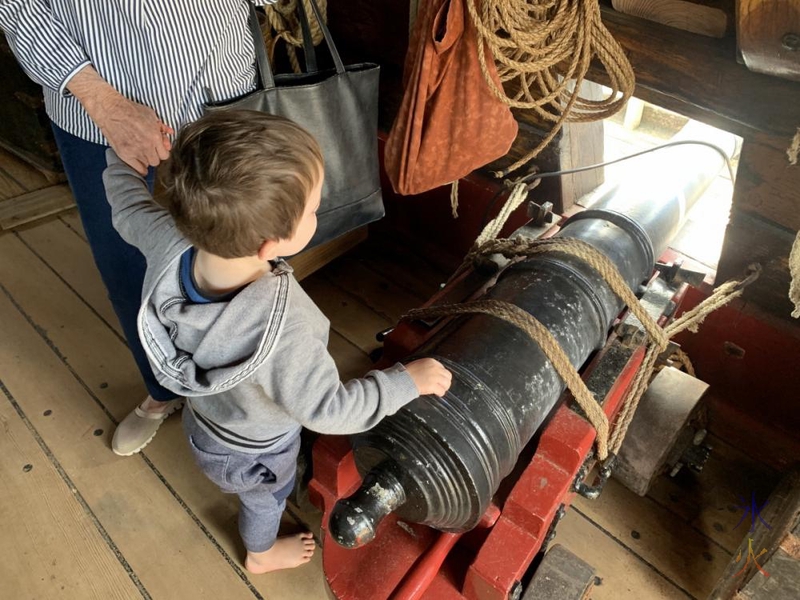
[384,0,518,196]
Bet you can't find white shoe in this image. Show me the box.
[112,397,184,456]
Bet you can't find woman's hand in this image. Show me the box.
[68,65,173,174]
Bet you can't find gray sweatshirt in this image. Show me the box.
[102,150,419,453]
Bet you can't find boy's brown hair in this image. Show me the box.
[158,110,324,258]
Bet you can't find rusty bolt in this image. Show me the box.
[782,32,800,51]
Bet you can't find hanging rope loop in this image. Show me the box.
[261,0,328,73]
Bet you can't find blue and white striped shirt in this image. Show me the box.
[0,0,274,145]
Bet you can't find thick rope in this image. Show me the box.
[261,0,327,73]
[789,229,800,318]
[788,128,800,166]
[450,181,460,219]
[663,348,696,377]
[465,0,635,177]
[468,237,670,348]
[402,237,760,461]
[475,183,530,246]
[608,267,759,454]
[403,299,612,459]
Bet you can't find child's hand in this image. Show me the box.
[405,358,453,397]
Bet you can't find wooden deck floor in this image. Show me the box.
[0,151,780,600]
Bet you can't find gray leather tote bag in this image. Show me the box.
[205,0,384,249]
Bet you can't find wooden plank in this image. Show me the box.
[713,120,800,329]
[0,233,329,599]
[0,160,27,201]
[59,208,88,241]
[553,509,692,599]
[354,237,448,301]
[288,226,368,281]
[594,7,800,138]
[573,476,732,598]
[0,233,140,411]
[0,146,51,195]
[0,398,140,600]
[143,418,327,600]
[318,255,427,324]
[556,80,607,210]
[730,133,800,233]
[0,262,258,599]
[522,544,595,600]
[716,209,798,328]
[646,434,780,554]
[741,547,800,599]
[612,0,728,38]
[16,219,121,336]
[328,330,374,381]
[0,184,75,231]
[737,0,800,82]
[302,275,393,354]
[709,467,800,599]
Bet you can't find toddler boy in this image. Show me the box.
[102,110,451,573]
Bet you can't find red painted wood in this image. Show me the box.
[674,286,800,469]
[464,346,645,599]
[309,344,646,600]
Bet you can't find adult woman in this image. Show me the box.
[1,0,274,455]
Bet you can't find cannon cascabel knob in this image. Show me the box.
[328,464,407,548]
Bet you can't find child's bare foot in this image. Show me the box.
[245,533,316,574]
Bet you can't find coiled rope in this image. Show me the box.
[261,0,327,73]
[465,0,636,177]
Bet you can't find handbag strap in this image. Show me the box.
[246,0,346,91]
[295,0,318,73]
[248,2,275,89]
[298,0,345,74]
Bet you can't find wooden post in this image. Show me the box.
[716,131,800,327]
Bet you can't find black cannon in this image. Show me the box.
[329,135,731,548]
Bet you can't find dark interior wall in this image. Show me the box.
[0,37,62,172]
[675,287,800,472]
[328,0,521,265]
[327,0,410,131]
[326,0,599,260]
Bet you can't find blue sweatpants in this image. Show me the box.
[51,123,176,401]
[182,407,299,552]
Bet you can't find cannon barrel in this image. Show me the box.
[330,134,732,549]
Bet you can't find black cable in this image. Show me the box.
[516,139,736,184]
[478,139,736,234]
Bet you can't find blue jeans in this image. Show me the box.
[52,123,177,401]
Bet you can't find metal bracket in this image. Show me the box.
[574,454,617,500]
[655,258,706,287]
[614,276,678,347]
[669,429,713,477]
[526,200,554,227]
